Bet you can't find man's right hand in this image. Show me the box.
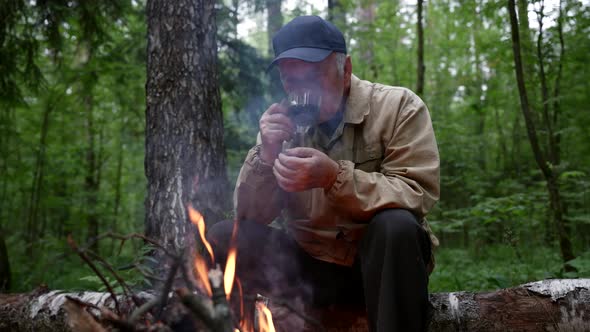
[259,102,295,164]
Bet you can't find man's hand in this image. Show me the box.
[273,147,339,192]
[259,103,295,164]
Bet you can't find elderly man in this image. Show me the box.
[209,15,439,332]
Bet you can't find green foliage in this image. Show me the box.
[430,245,564,292]
[1,0,589,293]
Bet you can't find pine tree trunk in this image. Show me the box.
[145,0,230,255]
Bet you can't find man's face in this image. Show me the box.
[278,53,351,123]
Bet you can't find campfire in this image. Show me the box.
[59,204,278,332]
[187,205,276,332]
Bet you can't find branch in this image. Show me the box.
[67,235,121,314]
[83,231,176,259]
[85,250,138,305]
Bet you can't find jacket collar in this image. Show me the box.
[344,74,372,124]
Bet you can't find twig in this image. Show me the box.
[134,262,168,283]
[83,231,176,259]
[67,234,121,314]
[85,250,138,306]
[129,297,160,324]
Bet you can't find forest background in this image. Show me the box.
[0,0,589,295]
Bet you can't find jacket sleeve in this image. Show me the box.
[325,95,440,220]
[234,143,285,224]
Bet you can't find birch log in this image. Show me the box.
[1,279,589,332]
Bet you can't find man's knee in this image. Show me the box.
[207,219,234,250]
[366,209,421,244]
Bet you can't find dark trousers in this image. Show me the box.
[207,208,431,332]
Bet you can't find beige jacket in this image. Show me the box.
[234,75,440,267]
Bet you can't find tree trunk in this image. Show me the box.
[517,0,539,115]
[1,280,589,331]
[145,0,230,255]
[472,0,486,171]
[552,0,564,166]
[112,126,124,234]
[358,0,377,79]
[266,0,284,101]
[416,0,425,96]
[83,71,100,254]
[328,0,345,28]
[26,102,52,257]
[535,2,557,165]
[506,0,574,265]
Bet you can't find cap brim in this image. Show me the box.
[267,47,333,71]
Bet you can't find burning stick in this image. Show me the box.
[209,265,234,332]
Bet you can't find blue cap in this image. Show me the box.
[269,16,346,68]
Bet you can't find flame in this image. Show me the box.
[188,204,215,263]
[256,302,276,332]
[224,247,237,299]
[236,278,244,324]
[224,220,239,300]
[194,253,212,297]
[239,315,253,332]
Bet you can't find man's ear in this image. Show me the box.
[344,55,353,92]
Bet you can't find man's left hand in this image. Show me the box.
[273,147,339,192]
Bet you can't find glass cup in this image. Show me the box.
[286,90,322,146]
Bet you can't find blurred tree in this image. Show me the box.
[0,224,9,292]
[416,0,425,95]
[267,0,284,101]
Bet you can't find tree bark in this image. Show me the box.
[416,0,425,96]
[145,0,231,255]
[1,280,589,331]
[507,0,574,264]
